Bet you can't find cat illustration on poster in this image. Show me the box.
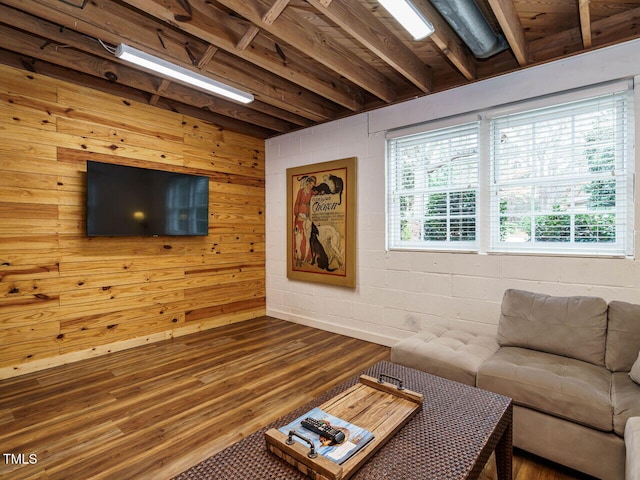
[314,174,344,205]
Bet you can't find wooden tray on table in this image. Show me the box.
[265,373,423,480]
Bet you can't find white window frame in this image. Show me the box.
[386,114,481,252]
[386,80,635,257]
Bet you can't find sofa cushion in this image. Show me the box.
[630,352,640,385]
[606,301,640,372]
[497,289,608,366]
[477,346,613,432]
[612,372,640,436]
[390,324,499,386]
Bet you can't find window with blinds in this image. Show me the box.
[386,84,634,256]
[387,122,480,251]
[489,91,632,255]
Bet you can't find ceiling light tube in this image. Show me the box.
[115,44,254,104]
[379,0,435,40]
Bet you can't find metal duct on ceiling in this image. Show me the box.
[429,0,508,58]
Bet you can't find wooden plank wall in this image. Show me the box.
[0,63,266,379]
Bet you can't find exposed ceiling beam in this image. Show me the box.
[0,0,636,140]
[578,0,593,49]
[120,0,364,112]
[307,0,434,93]
[150,79,172,106]
[486,0,529,66]
[4,0,346,122]
[214,0,397,103]
[262,0,291,25]
[0,21,299,133]
[529,5,640,62]
[0,3,315,130]
[588,5,640,46]
[411,0,477,81]
[0,48,274,138]
[236,25,261,51]
[196,45,219,69]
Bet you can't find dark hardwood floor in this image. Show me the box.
[0,316,595,479]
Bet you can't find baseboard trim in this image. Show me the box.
[267,309,399,348]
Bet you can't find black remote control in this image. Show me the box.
[301,417,346,444]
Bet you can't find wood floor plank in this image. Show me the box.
[0,316,595,480]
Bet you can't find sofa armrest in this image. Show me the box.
[625,417,640,480]
[390,325,498,386]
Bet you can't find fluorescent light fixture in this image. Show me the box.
[379,0,435,40]
[115,44,254,104]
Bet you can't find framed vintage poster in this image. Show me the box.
[287,157,356,287]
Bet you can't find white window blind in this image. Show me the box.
[387,122,480,251]
[489,90,632,256]
[385,82,634,257]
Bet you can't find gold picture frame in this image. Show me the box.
[286,157,356,287]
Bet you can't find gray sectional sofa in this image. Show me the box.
[391,289,640,480]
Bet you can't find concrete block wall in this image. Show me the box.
[265,39,640,347]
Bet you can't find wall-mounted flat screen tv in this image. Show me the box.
[86,161,209,237]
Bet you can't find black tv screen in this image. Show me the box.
[86,161,209,237]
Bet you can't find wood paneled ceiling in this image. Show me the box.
[1,0,639,139]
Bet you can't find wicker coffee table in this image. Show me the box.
[174,361,513,480]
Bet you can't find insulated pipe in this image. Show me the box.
[429,0,508,58]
